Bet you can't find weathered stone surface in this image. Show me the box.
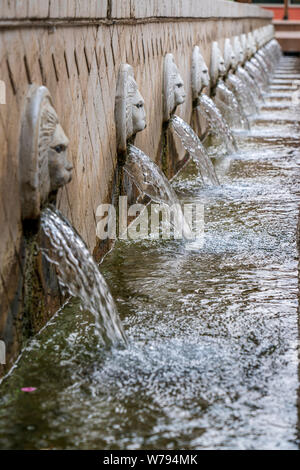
[0,0,273,21]
[129,0,273,19]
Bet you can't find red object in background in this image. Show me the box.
[263,6,300,20]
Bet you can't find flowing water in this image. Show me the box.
[254,55,270,83]
[40,208,126,347]
[124,145,193,240]
[171,115,219,185]
[125,145,184,208]
[237,66,260,107]
[215,79,249,130]
[258,50,272,74]
[251,56,269,87]
[197,94,237,154]
[274,74,300,79]
[226,73,257,117]
[270,85,297,91]
[245,61,266,96]
[0,53,300,450]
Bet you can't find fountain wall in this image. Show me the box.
[0,0,272,374]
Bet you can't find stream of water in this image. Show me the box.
[215,79,249,130]
[124,145,193,240]
[197,94,237,153]
[226,73,257,117]
[41,208,126,347]
[244,61,265,100]
[236,66,260,108]
[171,115,219,185]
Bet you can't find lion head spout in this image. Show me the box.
[20,85,73,220]
[115,64,146,153]
[191,46,210,100]
[210,42,226,88]
[163,53,186,122]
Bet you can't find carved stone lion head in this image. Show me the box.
[115,64,146,153]
[20,85,73,220]
[163,53,186,121]
[191,46,210,100]
[210,42,226,88]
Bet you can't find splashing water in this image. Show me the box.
[258,49,272,74]
[171,115,219,185]
[226,73,257,117]
[252,56,269,86]
[215,80,249,130]
[124,145,194,240]
[236,66,260,107]
[245,61,266,96]
[125,145,178,206]
[197,94,237,153]
[1,52,300,452]
[41,207,126,346]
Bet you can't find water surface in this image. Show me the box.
[0,58,299,450]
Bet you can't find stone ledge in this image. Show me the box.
[275,32,300,52]
[0,0,273,21]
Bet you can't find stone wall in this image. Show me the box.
[0,0,272,375]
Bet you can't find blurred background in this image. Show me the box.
[236,0,300,52]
